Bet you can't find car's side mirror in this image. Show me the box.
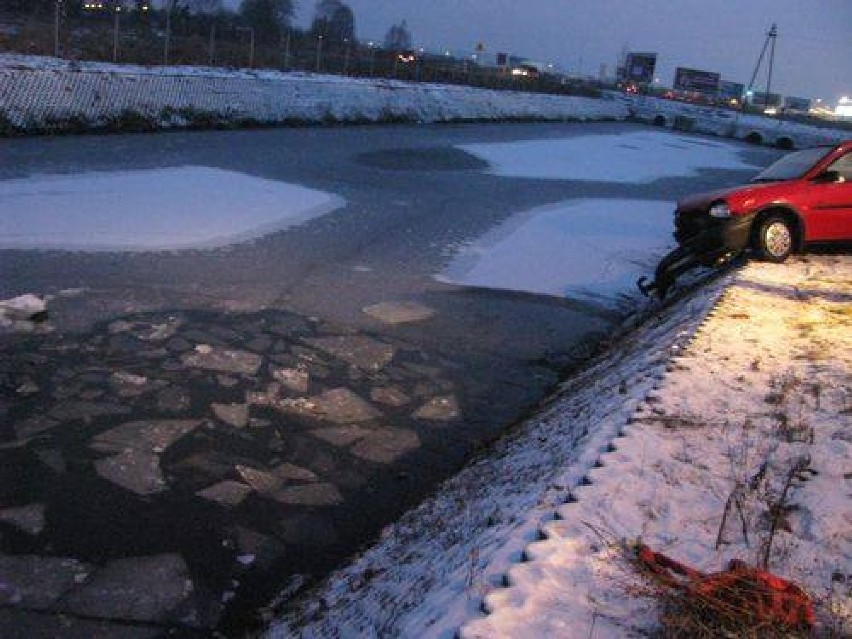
[812,170,843,184]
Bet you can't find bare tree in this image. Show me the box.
[239,0,294,42]
[384,19,411,52]
[184,0,223,14]
[310,0,354,43]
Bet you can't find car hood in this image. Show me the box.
[676,180,788,211]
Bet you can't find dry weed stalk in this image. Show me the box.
[655,585,810,639]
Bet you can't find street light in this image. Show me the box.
[112,5,122,63]
[367,40,376,76]
[343,38,350,75]
[316,34,324,72]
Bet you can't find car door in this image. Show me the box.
[803,151,852,241]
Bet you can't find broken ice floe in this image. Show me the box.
[0,294,49,332]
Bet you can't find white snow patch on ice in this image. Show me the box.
[440,199,674,303]
[0,166,344,251]
[459,129,761,182]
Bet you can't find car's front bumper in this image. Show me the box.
[674,211,755,263]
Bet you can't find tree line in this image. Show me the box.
[2,0,414,53]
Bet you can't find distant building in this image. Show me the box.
[784,96,811,113]
[673,67,720,94]
[505,55,547,78]
[746,91,783,109]
[621,52,657,84]
[82,1,145,12]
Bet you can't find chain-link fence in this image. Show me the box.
[0,12,604,99]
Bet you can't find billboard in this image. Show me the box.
[624,52,657,83]
[719,81,744,101]
[673,67,720,93]
[750,91,783,107]
[784,96,811,112]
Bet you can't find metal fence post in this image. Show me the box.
[282,28,291,71]
[209,24,216,66]
[163,0,172,65]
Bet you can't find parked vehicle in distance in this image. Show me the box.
[640,139,852,297]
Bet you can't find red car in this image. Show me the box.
[641,139,852,297]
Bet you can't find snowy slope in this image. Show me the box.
[3,53,848,147]
[0,54,625,132]
[268,255,851,638]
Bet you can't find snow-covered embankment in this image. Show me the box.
[0,55,626,133]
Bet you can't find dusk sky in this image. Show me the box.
[271,0,852,103]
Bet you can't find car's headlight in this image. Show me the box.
[709,202,731,218]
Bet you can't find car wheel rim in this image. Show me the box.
[765,222,792,257]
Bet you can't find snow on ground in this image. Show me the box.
[0,53,625,132]
[458,130,760,182]
[269,256,852,639]
[0,166,344,251]
[462,256,852,638]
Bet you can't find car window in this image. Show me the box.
[826,152,852,181]
[752,146,834,182]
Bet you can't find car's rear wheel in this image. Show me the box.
[756,214,794,262]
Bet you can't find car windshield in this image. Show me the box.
[751,146,834,182]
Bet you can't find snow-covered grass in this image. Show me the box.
[269,256,852,639]
[0,53,625,133]
[462,256,852,639]
[0,166,344,251]
[2,53,849,149]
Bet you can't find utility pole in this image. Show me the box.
[316,35,324,72]
[54,0,62,58]
[747,23,778,110]
[209,24,216,66]
[237,27,254,68]
[164,0,173,66]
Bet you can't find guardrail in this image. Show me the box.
[619,94,848,149]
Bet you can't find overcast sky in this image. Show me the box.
[228,0,852,101]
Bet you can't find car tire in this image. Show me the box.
[756,214,794,262]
